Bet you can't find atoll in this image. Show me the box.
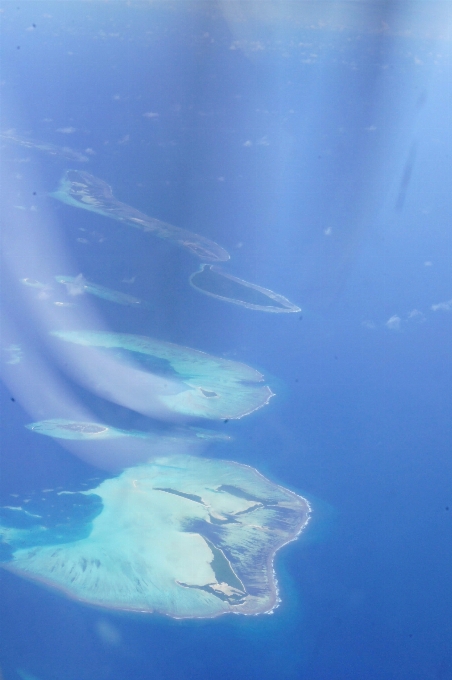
[1,455,310,618]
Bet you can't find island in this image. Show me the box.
[51,170,230,262]
[0,455,310,618]
[52,330,274,420]
[55,274,150,308]
[27,418,231,444]
[189,264,301,313]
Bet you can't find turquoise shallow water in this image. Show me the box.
[1,2,451,679]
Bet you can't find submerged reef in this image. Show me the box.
[0,455,310,618]
[20,278,51,291]
[1,130,89,163]
[0,485,103,563]
[52,330,274,420]
[55,274,149,308]
[3,344,23,365]
[51,170,230,262]
[17,670,42,680]
[190,265,301,313]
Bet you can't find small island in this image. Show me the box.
[55,274,149,308]
[27,418,230,444]
[189,264,301,313]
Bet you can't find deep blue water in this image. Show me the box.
[1,2,451,679]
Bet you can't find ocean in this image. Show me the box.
[0,2,451,679]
